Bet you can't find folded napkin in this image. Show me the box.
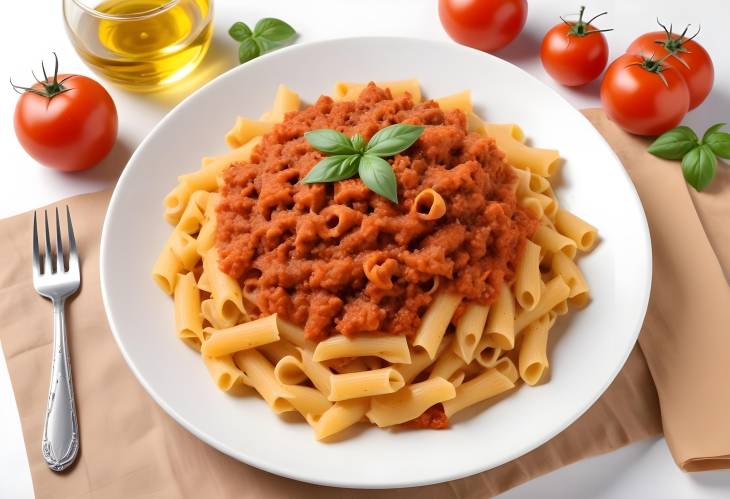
[0,109,727,499]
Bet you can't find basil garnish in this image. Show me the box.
[301,124,425,203]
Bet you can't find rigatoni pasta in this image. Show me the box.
[153,81,596,441]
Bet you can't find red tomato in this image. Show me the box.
[627,23,713,109]
[600,54,690,136]
[13,59,117,172]
[540,7,610,86]
[439,0,528,52]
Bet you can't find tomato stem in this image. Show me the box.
[654,19,701,69]
[561,6,613,37]
[8,53,72,99]
[626,52,675,87]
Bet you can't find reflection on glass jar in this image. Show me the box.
[63,0,213,91]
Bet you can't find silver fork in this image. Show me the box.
[32,207,80,472]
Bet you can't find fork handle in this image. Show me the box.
[41,298,79,471]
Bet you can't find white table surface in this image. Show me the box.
[1,0,729,497]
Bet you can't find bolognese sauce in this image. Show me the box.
[216,83,536,342]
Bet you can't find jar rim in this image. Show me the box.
[69,0,179,21]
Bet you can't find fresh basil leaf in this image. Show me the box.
[229,22,252,42]
[350,134,365,153]
[365,124,424,157]
[238,37,260,64]
[702,123,726,143]
[648,126,698,160]
[253,36,281,54]
[254,18,296,42]
[304,129,357,155]
[302,155,360,184]
[359,154,398,203]
[704,131,730,160]
[681,145,716,191]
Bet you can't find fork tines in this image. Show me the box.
[32,207,79,277]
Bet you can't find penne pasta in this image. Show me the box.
[519,315,551,385]
[454,303,489,363]
[435,89,472,113]
[313,334,410,364]
[515,276,571,333]
[152,241,183,295]
[169,230,200,271]
[392,336,452,384]
[555,209,598,251]
[328,367,405,401]
[233,349,294,414]
[203,248,247,324]
[202,314,280,357]
[428,350,467,382]
[442,364,516,418]
[473,335,502,368]
[514,240,542,311]
[225,117,275,149]
[333,79,421,102]
[483,123,561,177]
[173,272,203,341]
[551,251,590,307]
[484,285,516,350]
[532,224,577,259]
[286,384,332,418]
[164,181,194,225]
[413,292,463,359]
[367,377,456,427]
[306,398,370,440]
[202,354,247,391]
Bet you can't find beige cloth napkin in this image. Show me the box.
[0,109,727,499]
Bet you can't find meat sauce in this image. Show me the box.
[216,83,536,343]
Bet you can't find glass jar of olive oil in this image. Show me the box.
[63,0,213,91]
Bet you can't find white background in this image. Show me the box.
[1,0,728,497]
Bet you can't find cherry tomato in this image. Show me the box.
[600,54,690,136]
[540,6,611,86]
[439,0,528,53]
[627,22,713,110]
[12,55,117,172]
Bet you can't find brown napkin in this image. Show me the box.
[0,109,728,499]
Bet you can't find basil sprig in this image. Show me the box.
[301,124,425,203]
[648,123,730,191]
[228,18,296,64]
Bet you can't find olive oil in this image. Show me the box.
[67,0,212,90]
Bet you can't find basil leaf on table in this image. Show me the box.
[237,37,260,64]
[228,22,252,42]
[701,123,726,142]
[302,155,360,183]
[358,155,399,203]
[647,126,698,160]
[254,18,296,42]
[365,124,425,157]
[229,18,296,64]
[703,124,730,160]
[304,130,357,155]
[681,145,716,191]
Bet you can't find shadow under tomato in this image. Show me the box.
[491,30,542,64]
[53,137,133,188]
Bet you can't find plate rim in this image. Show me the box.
[100,35,653,489]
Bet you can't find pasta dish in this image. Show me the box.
[152,80,597,440]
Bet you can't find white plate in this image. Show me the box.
[100,37,651,489]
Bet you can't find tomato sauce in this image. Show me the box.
[217,84,536,341]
